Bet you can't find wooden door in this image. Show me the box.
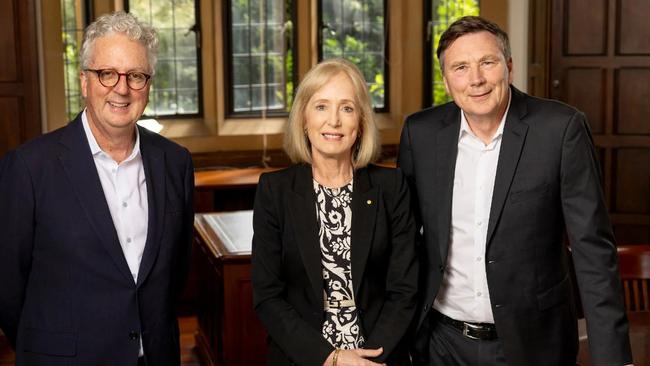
[549,0,650,244]
[0,0,42,158]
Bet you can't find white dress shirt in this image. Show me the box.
[433,94,511,323]
[82,111,148,355]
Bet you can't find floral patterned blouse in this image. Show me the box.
[313,179,365,349]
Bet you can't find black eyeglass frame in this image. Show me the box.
[84,68,152,90]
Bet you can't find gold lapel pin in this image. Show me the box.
[367,200,372,205]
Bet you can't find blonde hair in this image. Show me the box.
[284,58,380,169]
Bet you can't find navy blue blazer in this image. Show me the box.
[0,115,194,366]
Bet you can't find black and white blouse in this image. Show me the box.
[313,179,365,349]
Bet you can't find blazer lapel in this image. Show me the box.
[288,165,323,304]
[351,168,378,299]
[486,87,529,248]
[136,127,165,286]
[58,117,133,283]
[436,108,461,264]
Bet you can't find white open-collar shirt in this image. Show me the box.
[433,92,511,323]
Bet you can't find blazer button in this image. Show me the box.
[438,265,445,273]
[129,331,140,341]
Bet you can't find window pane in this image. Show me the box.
[227,0,295,116]
[61,0,87,120]
[430,0,480,106]
[128,0,201,117]
[320,0,386,110]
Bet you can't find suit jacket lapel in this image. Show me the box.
[436,108,461,264]
[58,117,133,283]
[351,168,378,299]
[486,87,529,248]
[136,127,165,286]
[288,165,323,304]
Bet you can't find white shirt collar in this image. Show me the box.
[81,109,141,162]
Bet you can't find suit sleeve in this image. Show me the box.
[363,169,419,362]
[251,174,334,366]
[397,118,423,234]
[0,150,35,348]
[560,112,632,365]
[173,149,194,300]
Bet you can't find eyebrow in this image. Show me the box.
[312,98,356,104]
[448,54,500,68]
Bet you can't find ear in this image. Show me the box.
[506,57,514,84]
[80,71,88,98]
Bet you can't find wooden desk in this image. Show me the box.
[193,211,267,366]
[193,168,278,213]
[578,312,650,365]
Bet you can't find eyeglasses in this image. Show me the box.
[84,69,152,90]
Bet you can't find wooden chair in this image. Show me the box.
[617,244,650,312]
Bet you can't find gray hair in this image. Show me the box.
[80,11,159,73]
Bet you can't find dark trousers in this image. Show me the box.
[138,356,146,366]
[413,312,508,366]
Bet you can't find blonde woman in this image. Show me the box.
[252,59,418,366]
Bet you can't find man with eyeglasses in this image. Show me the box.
[0,11,193,366]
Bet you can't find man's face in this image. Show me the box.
[80,33,151,132]
[441,31,512,125]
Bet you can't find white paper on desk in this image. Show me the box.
[203,210,254,254]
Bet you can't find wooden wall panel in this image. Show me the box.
[616,68,650,134]
[566,68,605,134]
[614,149,650,215]
[0,1,17,81]
[566,0,607,55]
[0,0,41,158]
[0,97,22,154]
[614,225,650,245]
[618,0,650,54]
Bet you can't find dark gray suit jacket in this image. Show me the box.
[398,86,632,365]
[251,164,418,366]
[0,115,194,366]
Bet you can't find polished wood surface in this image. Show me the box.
[193,168,278,213]
[0,316,200,365]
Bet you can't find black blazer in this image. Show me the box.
[398,86,632,365]
[251,164,418,366]
[0,116,194,366]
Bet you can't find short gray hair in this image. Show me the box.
[80,11,159,73]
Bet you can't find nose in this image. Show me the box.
[327,108,341,127]
[469,64,486,86]
[112,74,130,94]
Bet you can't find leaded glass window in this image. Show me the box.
[319,0,387,110]
[61,0,90,120]
[227,0,295,116]
[127,0,202,117]
[426,0,480,106]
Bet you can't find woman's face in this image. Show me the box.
[304,72,361,164]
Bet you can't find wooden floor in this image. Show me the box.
[0,316,200,366]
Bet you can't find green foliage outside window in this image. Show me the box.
[321,0,385,109]
[431,0,479,106]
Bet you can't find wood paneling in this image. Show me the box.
[614,149,650,214]
[0,98,22,156]
[618,0,650,55]
[0,0,41,158]
[0,1,18,81]
[566,68,606,133]
[565,0,607,55]
[616,68,650,134]
[551,0,650,245]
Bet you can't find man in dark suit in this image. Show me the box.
[0,11,193,366]
[398,16,632,365]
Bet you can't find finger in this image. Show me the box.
[353,346,384,358]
